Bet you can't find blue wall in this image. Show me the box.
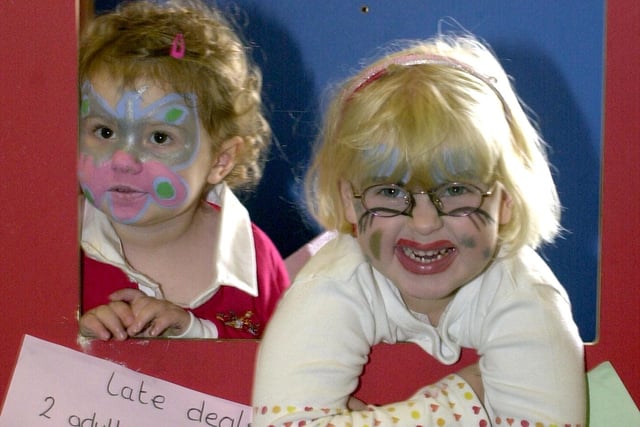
[94,0,604,342]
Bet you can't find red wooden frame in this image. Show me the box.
[1,0,638,408]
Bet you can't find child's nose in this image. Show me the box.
[408,194,443,234]
[111,149,142,174]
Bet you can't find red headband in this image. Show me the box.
[344,53,512,121]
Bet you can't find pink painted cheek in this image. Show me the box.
[78,153,189,223]
[78,153,111,207]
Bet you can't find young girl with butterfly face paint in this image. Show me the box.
[78,0,289,340]
[252,34,586,426]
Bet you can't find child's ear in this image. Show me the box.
[339,180,358,225]
[207,136,242,185]
[498,187,513,225]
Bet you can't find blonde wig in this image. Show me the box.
[306,34,561,254]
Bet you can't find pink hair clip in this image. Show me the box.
[170,33,186,59]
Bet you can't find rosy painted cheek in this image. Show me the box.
[78,153,189,223]
[78,153,110,207]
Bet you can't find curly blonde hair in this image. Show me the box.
[306,34,561,254]
[78,0,270,191]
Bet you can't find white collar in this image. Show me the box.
[81,182,258,306]
[206,182,258,297]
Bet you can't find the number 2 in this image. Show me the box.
[39,396,55,419]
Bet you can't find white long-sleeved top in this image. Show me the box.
[252,233,586,426]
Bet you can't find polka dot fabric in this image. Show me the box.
[252,374,490,426]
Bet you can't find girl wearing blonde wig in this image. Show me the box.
[253,34,585,426]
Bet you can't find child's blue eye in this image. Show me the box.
[378,186,406,198]
[445,185,467,196]
[440,183,474,198]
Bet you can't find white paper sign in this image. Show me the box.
[0,335,250,427]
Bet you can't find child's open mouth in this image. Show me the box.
[401,246,455,264]
[395,239,457,274]
[109,185,145,196]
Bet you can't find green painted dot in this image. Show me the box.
[164,107,184,124]
[155,181,176,199]
[83,188,94,204]
[80,98,90,117]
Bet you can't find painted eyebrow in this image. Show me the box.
[83,111,187,128]
[80,112,117,125]
[367,173,411,184]
[138,119,192,133]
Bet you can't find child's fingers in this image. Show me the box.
[347,396,368,410]
[100,302,135,340]
[126,300,161,336]
[127,300,190,337]
[79,311,113,341]
[108,300,136,328]
[80,303,132,341]
[109,288,147,303]
[145,308,191,337]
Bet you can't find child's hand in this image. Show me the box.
[79,300,136,341]
[457,362,484,401]
[109,289,191,338]
[347,396,368,410]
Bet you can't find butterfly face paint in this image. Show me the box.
[78,81,201,223]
